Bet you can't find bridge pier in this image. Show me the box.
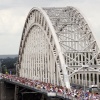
[0,80,15,100]
[14,85,19,100]
[0,80,6,100]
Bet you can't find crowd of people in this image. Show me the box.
[0,74,100,100]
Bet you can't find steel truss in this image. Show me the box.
[18,7,100,89]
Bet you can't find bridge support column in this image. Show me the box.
[89,73,91,85]
[78,73,80,85]
[0,80,6,100]
[14,85,19,100]
[93,73,95,85]
[0,80,15,100]
[97,73,99,87]
[85,73,87,86]
[75,74,77,84]
[82,73,83,85]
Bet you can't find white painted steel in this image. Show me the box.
[18,7,100,89]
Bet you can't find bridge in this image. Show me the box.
[0,6,100,100]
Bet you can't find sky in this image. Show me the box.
[0,0,100,55]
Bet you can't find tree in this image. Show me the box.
[1,57,18,74]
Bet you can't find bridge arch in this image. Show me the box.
[18,7,70,89]
[18,7,100,89]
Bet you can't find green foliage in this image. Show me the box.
[1,57,18,74]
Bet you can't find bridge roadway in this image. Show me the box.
[1,74,100,100]
[0,74,76,100]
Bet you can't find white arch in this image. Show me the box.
[18,6,100,89]
[18,7,70,89]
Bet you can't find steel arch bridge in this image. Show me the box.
[17,7,100,89]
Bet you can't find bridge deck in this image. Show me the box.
[0,74,100,100]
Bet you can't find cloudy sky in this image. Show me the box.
[0,0,100,55]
